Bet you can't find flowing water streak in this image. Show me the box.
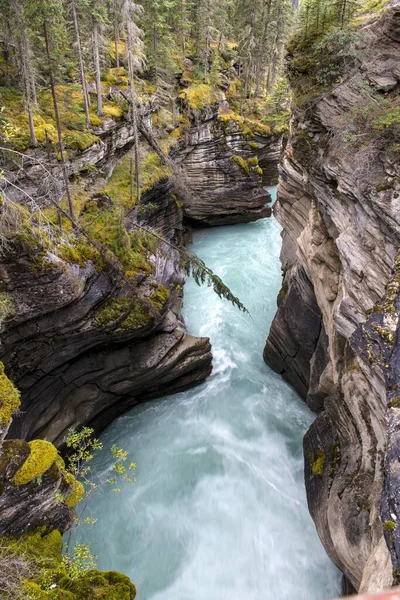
[78,188,341,600]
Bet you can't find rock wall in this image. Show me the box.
[265,5,400,593]
[1,179,212,446]
[176,105,281,225]
[1,95,277,446]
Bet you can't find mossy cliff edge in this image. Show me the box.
[0,366,136,599]
[265,4,400,593]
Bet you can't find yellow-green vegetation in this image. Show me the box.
[383,520,397,532]
[231,155,250,175]
[79,204,156,277]
[231,155,263,177]
[94,284,169,330]
[218,109,273,138]
[149,283,170,312]
[103,152,172,208]
[353,0,391,23]
[0,293,16,327]
[0,361,21,430]
[13,440,58,486]
[309,449,326,477]
[388,395,400,409]
[223,81,291,136]
[94,297,152,329]
[63,473,85,508]
[57,240,104,271]
[103,64,129,88]
[0,84,126,153]
[180,83,222,110]
[0,530,136,600]
[43,152,170,282]
[360,0,390,10]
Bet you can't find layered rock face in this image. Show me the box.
[177,105,281,226]
[1,92,277,446]
[1,180,212,446]
[265,6,400,593]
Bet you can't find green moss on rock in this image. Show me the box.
[0,293,16,325]
[94,297,152,330]
[0,361,21,430]
[149,284,170,312]
[383,519,396,531]
[103,152,172,209]
[231,155,250,175]
[180,83,221,110]
[309,449,326,477]
[57,240,105,271]
[63,473,85,508]
[58,571,136,600]
[3,530,136,600]
[13,440,59,486]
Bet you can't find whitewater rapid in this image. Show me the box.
[77,189,341,600]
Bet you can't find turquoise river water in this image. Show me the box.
[77,188,341,600]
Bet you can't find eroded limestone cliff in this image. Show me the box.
[265,5,400,593]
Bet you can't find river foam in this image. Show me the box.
[77,189,341,600]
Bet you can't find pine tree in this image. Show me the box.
[91,0,108,117]
[10,0,38,146]
[69,0,91,127]
[121,0,145,202]
[26,0,76,220]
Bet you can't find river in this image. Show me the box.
[77,188,341,600]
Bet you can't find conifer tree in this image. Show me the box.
[69,0,91,127]
[91,0,108,117]
[121,0,145,202]
[26,0,76,220]
[10,0,38,146]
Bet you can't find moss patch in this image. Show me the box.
[103,152,172,209]
[0,362,21,430]
[2,530,136,600]
[383,519,396,531]
[94,297,152,330]
[179,83,222,110]
[13,440,59,486]
[63,473,85,508]
[0,293,16,326]
[309,449,326,477]
[231,155,250,175]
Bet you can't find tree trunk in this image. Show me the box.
[126,24,140,202]
[71,0,91,128]
[92,19,103,117]
[113,0,120,68]
[114,23,120,68]
[254,0,272,96]
[13,0,37,146]
[43,20,76,223]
